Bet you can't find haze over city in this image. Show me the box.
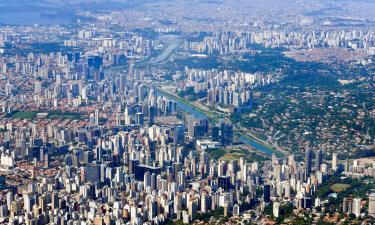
[0,1,374,225]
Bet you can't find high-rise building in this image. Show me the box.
[173,124,185,145]
[315,149,323,171]
[305,149,313,175]
[51,192,59,210]
[144,171,151,189]
[343,197,353,214]
[220,122,233,146]
[199,119,209,136]
[23,193,32,213]
[187,199,197,220]
[201,192,207,213]
[95,109,99,126]
[187,115,195,138]
[218,176,231,190]
[148,106,157,126]
[38,195,46,213]
[369,193,375,217]
[332,153,337,172]
[233,204,240,216]
[211,126,220,142]
[273,202,280,218]
[129,160,139,175]
[263,184,271,203]
[135,112,144,125]
[193,124,205,139]
[353,198,361,217]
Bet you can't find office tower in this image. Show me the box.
[305,149,313,175]
[51,192,59,210]
[315,149,323,171]
[119,74,126,93]
[174,193,182,213]
[23,193,32,213]
[95,109,99,126]
[233,204,240,216]
[345,159,350,172]
[343,197,353,214]
[6,192,13,210]
[369,193,375,217]
[263,184,271,203]
[129,160,139,175]
[301,197,312,209]
[38,195,46,213]
[144,171,151,189]
[199,119,209,136]
[115,114,121,125]
[353,198,361,217]
[187,199,197,220]
[187,115,195,138]
[218,176,231,190]
[148,199,157,221]
[212,126,220,142]
[224,203,228,217]
[150,173,157,190]
[138,84,145,102]
[273,202,280,218]
[84,151,94,165]
[173,124,185,145]
[178,171,186,188]
[148,106,156,126]
[332,153,337,172]
[220,122,233,146]
[201,192,207,213]
[135,112,144,125]
[193,124,204,139]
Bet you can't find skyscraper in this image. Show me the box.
[368,193,375,217]
[332,152,337,172]
[220,122,233,146]
[187,115,195,138]
[23,193,32,213]
[95,109,99,126]
[148,106,157,126]
[352,198,361,217]
[211,126,220,142]
[315,149,323,171]
[273,202,280,218]
[173,124,185,145]
[305,149,313,175]
[263,184,271,203]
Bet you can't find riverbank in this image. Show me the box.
[155,85,286,157]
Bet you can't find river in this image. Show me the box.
[104,33,284,157]
[155,88,284,157]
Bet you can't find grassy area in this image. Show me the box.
[206,148,227,160]
[206,148,269,162]
[46,111,84,120]
[330,183,350,193]
[9,111,38,119]
[7,110,85,120]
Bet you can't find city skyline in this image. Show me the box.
[0,1,374,225]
